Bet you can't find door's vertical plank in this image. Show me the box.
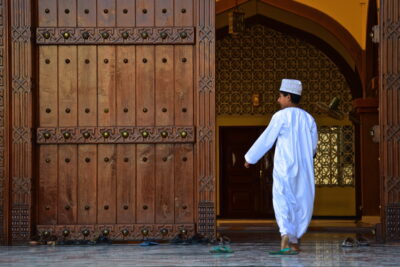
[78,46,97,126]
[136,0,155,27]
[155,46,174,126]
[174,144,194,223]
[38,146,58,225]
[116,0,136,27]
[97,145,116,224]
[136,46,154,126]
[58,45,79,226]
[58,146,77,224]
[58,0,77,27]
[155,0,173,26]
[116,45,136,224]
[155,145,174,223]
[77,0,97,27]
[38,0,57,27]
[98,46,116,126]
[58,46,77,127]
[39,47,58,127]
[116,145,136,223]
[155,45,174,224]
[98,0,116,27]
[174,46,194,125]
[116,46,135,126]
[174,0,194,26]
[136,145,155,223]
[78,145,97,224]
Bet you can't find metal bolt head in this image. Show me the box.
[121,229,129,236]
[102,229,110,236]
[161,131,168,138]
[102,131,110,138]
[63,32,70,39]
[180,32,188,39]
[62,229,70,237]
[141,32,149,39]
[122,31,129,39]
[82,229,90,237]
[43,132,51,139]
[160,32,168,39]
[121,131,129,138]
[141,131,149,138]
[83,132,90,139]
[141,229,149,236]
[180,229,187,235]
[43,32,51,39]
[63,132,71,139]
[160,228,168,236]
[43,231,50,237]
[82,32,90,40]
[180,131,188,138]
[101,32,109,39]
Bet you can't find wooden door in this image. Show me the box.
[220,127,274,219]
[34,0,215,241]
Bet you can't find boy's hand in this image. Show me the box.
[244,161,251,168]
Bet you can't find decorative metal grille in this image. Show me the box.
[314,126,354,186]
[216,24,353,116]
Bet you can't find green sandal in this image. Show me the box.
[269,248,299,255]
[210,245,234,253]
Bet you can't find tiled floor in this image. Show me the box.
[0,234,398,266]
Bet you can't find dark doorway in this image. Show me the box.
[219,126,275,219]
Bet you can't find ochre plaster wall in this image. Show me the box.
[294,0,369,49]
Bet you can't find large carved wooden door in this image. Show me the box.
[33,0,215,241]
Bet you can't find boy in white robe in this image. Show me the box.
[244,79,318,254]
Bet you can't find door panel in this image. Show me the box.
[220,126,274,219]
[35,0,206,240]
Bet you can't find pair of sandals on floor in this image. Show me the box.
[341,236,370,247]
[269,235,301,255]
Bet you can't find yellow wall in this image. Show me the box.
[294,0,368,49]
[216,115,356,217]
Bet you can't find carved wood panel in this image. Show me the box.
[0,0,9,245]
[32,0,204,242]
[380,0,400,241]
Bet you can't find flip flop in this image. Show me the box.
[139,241,159,246]
[341,237,358,247]
[357,236,370,246]
[209,245,234,253]
[269,248,299,255]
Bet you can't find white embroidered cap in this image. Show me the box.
[279,79,302,96]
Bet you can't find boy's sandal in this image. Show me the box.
[341,237,358,247]
[357,236,370,246]
[269,248,299,255]
[210,245,234,253]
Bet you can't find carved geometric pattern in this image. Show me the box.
[314,126,355,186]
[384,19,400,39]
[386,203,400,241]
[12,76,32,93]
[385,124,400,141]
[198,127,213,141]
[383,73,400,90]
[12,177,31,195]
[216,24,353,115]
[11,204,30,242]
[200,175,214,192]
[36,126,195,144]
[199,76,215,93]
[198,201,215,240]
[36,27,195,45]
[36,224,195,241]
[198,26,214,42]
[12,127,32,143]
[11,26,32,42]
[386,176,400,203]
